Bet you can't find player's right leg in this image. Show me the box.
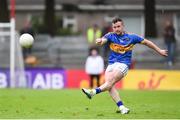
[82,69,129,114]
[82,70,114,99]
[82,63,124,99]
[82,71,113,99]
[82,62,130,114]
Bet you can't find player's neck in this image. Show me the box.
[116,31,125,36]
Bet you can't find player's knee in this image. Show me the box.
[108,87,113,92]
[106,81,113,90]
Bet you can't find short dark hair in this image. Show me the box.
[112,17,123,24]
[89,47,99,55]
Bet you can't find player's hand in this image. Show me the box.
[159,49,168,57]
[96,38,102,45]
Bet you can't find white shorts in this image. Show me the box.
[105,62,129,77]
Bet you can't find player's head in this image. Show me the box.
[112,17,124,35]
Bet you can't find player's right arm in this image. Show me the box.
[96,32,112,46]
[96,37,108,46]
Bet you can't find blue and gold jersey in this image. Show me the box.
[103,32,144,67]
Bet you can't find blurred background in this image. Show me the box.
[0,0,180,90]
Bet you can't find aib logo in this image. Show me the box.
[138,72,166,90]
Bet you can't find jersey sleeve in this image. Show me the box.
[103,32,112,42]
[132,34,144,44]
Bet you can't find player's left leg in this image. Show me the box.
[102,67,129,114]
[109,86,129,114]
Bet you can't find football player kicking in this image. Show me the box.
[82,17,168,114]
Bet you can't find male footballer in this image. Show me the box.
[82,17,168,114]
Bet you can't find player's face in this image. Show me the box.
[112,21,124,35]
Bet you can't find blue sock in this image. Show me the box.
[116,101,123,107]
[95,88,101,94]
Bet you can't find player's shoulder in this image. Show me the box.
[125,32,143,38]
[126,32,137,36]
[105,32,116,36]
[103,32,116,39]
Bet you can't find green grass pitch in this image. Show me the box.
[0,89,180,119]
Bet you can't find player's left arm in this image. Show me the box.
[142,39,168,57]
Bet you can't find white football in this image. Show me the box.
[19,33,34,47]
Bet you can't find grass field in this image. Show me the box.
[0,89,180,119]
